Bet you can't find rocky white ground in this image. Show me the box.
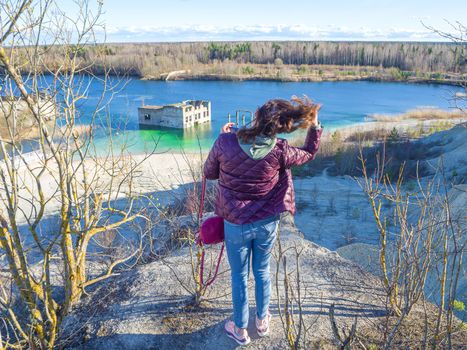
[60,218,387,349]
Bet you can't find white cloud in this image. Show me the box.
[100,24,446,42]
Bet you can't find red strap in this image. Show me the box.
[199,243,224,287]
[196,176,206,245]
[198,176,224,287]
[198,176,206,223]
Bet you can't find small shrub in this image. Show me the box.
[388,127,400,143]
[297,65,307,74]
[453,300,465,312]
[242,66,254,74]
[389,67,409,80]
[67,44,87,59]
[103,46,116,55]
[274,58,283,66]
[331,130,343,146]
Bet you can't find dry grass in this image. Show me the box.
[291,118,464,179]
[357,308,467,349]
[340,127,393,142]
[370,108,467,122]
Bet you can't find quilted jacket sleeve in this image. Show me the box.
[282,126,323,168]
[203,136,221,180]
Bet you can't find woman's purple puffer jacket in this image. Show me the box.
[203,127,323,224]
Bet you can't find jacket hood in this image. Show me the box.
[239,135,276,160]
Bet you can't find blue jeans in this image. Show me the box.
[224,216,279,329]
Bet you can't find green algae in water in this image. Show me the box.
[93,123,215,154]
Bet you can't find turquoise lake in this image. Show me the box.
[76,79,462,153]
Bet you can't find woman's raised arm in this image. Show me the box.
[282,124,323,168]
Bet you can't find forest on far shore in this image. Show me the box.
[10,41,466,81]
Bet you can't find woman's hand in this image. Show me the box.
[221,122,235,134]
[310,105,321,128]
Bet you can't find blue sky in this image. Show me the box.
[80,0,465,42]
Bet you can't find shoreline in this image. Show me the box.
[25,69,465,87]
[140,73,465,87]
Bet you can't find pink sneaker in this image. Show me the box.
[256,311,271,337]
[224,320,251,346]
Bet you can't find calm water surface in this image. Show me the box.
[75,79,461,153]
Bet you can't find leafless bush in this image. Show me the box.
[148,147,224,307]
[0,1,152,348]
[359,150,466,349]
[329,304,358,350]
[274,222,320,350]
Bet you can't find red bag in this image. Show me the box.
[200,216,225,244]
[197,176,224,287]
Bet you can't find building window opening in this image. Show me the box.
[144,114,151,120]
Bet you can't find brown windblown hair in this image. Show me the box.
[237,96,321,143]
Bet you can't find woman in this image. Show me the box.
[203,96,322,345]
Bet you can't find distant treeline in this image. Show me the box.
[14,41,466,77]
[202,41,464,71]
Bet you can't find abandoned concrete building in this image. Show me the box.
[138,100,211,129]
